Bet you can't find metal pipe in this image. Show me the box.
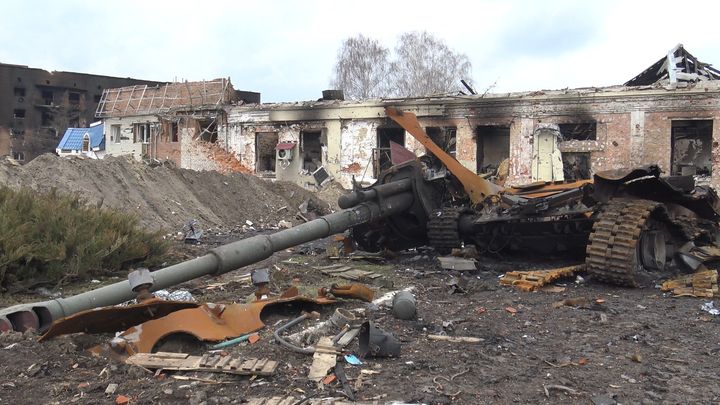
[0,190,415,332]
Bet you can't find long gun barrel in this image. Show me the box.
[0,185,416,333]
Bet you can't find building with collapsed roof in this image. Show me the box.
[96,78,259,173]
[96,44,720,189]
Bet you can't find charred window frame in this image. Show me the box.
[198,119,218,143]
[40,111,53,128]
[255,132,279,172]
[425,126,457,156]
[374,127,405,178]
[301,130,323,172]
[13,87,25,97]
[41,90,53,105]
[68,92,80,104]
[12,151,25,162]
[558,123,597,141]
[13,109,26,119]
[171,123,179,142]
[671,120,713,176]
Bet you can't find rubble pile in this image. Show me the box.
[0,154,331,232]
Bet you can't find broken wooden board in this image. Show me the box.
[661,269,718,297]
[500,265,585,292]
[318,265,382,281]
[437,256,477,271]
[308,337,338,381]
[246,397,379,405]
[126,352,277,376]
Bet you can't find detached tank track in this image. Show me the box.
[585,198,664,287]
[427,207,466,253]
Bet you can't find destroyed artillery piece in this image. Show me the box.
[1,107,718,335]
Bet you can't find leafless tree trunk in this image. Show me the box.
[330,35,391,100]
[390,31,472,97]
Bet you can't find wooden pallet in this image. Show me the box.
[126,352,277,376]
[661,269,718,297]
[319,265,382,281]
[500,265,585,291]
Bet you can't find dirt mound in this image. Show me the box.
[0,154,333,232]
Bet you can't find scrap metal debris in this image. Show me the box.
[319,265,382,281]
[500,265,585,291]
[661,269,718,297]
[126,352,278,376]
[437,256,477,271]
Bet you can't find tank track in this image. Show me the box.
[586,198,663,287]
[427,207,465,253]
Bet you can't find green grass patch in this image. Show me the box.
[0,187,168,291]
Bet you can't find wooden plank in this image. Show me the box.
[240,358,258,371]
[199,354,211,367]
[228,358,242,370]
[154,352,190,359]
[321,266,353,274]
[253,358,268,372]
[261,360,278,374]
[215,355,232,369]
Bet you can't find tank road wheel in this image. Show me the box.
[586,199,675,287]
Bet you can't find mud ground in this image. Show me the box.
[1,230,719,405]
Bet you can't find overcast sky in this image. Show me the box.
[2,0,719,102]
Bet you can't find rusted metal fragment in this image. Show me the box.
[114,287,335,354]
[126,351,278,376]
[500,265,585,292]
[661,269,718,297]
[39,299,198,341]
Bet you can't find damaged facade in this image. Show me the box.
[97,79,258,173]
[218,45,720,189]
[95,44,720,189]
[225,82,720,189]
[0,62,164,162]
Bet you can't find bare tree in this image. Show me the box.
[330,35,391,100]
[390,31,472,97]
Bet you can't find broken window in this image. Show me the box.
[82,134,90,152]
[13,109,25,119]
[671,120,713,176]
[133,123,152,143]
[40,111,52,126]
[199,119,218,143]
[10,127,24,138]
[426,126,457,156]
[111,125,121,144]
[562,152,592,180]
[255,132,279,172]
[13,87,25,97]
[476,126,510,174]
[68,92,80,104]
[171,123,179,142]
[41,90,53,105]
[301,131,322,172]
[12,151,25,161]
[373,127,405,178]
[558,123,596,141]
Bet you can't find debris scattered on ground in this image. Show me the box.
[319,265,383,281]
[500,265,585,291]
[437,256,477,271]
[126,352,278,375]
[427,334,483,343]
[661,269,718,297]
[700,301,719,315]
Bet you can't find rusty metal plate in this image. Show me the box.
[115,287,335,354]
[40,299,198,341]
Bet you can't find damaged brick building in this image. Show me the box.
[96,79,259,173]
[98,45,720,190]
[0,62,164,162]
[220,45,720,189]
